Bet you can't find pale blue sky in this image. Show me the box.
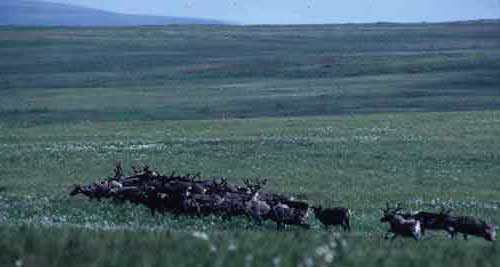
[46,0,500,24]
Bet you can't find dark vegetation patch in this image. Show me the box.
[1,22,500,125]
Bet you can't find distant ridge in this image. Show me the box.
[0,0,228,26]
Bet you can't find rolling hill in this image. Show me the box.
[1,18,500,267]
[0,0,227,26]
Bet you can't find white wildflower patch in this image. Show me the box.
[315,245,335,264]
[401,134,428,142]
[257,135,352,146]
[408,198,500,211]
[272,256,281,267]
[353,135,381,143]
[355,126,398,133]
[45,143,95,152]
[301,257,315,267]
[127,144,166,150]
[0,141,172,154]
[310,126,336,134]
[228,241,237,251]
[310,235,348,266]
[469,119,500,125]
[244,254,254,267]
[192,231,209,241]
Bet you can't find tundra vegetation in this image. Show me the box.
[1,21,500,266]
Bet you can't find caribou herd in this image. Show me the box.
[70,164,497,242]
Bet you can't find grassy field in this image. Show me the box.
[1,21,500,266]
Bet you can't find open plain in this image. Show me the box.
[1,21,500,266]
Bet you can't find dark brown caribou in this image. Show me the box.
[312,206,351,231]
[446,215,496,241]
[380,204,422,241]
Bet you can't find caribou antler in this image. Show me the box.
[243,178,268,193]
[143,165,152,174]
[381,202,390,214]
[439,205,453,215]
[131,165,141,175]
[243,179,255,192]
[382,202,402,215]
[113,162,123,178]
[395,203,403,213]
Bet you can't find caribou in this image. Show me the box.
[268,201,310,230]
[396,206,455,236]
[70,164,498,239]
[446,215,497,241]
[312,206,351,231]
[380,204,422,241]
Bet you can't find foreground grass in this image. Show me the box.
[1,225,499,267]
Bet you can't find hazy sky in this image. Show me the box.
[46,0,500,24]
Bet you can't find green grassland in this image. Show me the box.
[1,21,500,266]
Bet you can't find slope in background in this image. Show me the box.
[0,0,226,26]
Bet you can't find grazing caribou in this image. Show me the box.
[244,178,268,194]
[380,204,422,241]
[398,207,454,236]
[70,181,121,201]
[268,200,310,230]
[244,191,272,225]
[312,206,351,231]
[445,215,497,241]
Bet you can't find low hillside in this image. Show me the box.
[0,0,226,26]
[1,21,499,125]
